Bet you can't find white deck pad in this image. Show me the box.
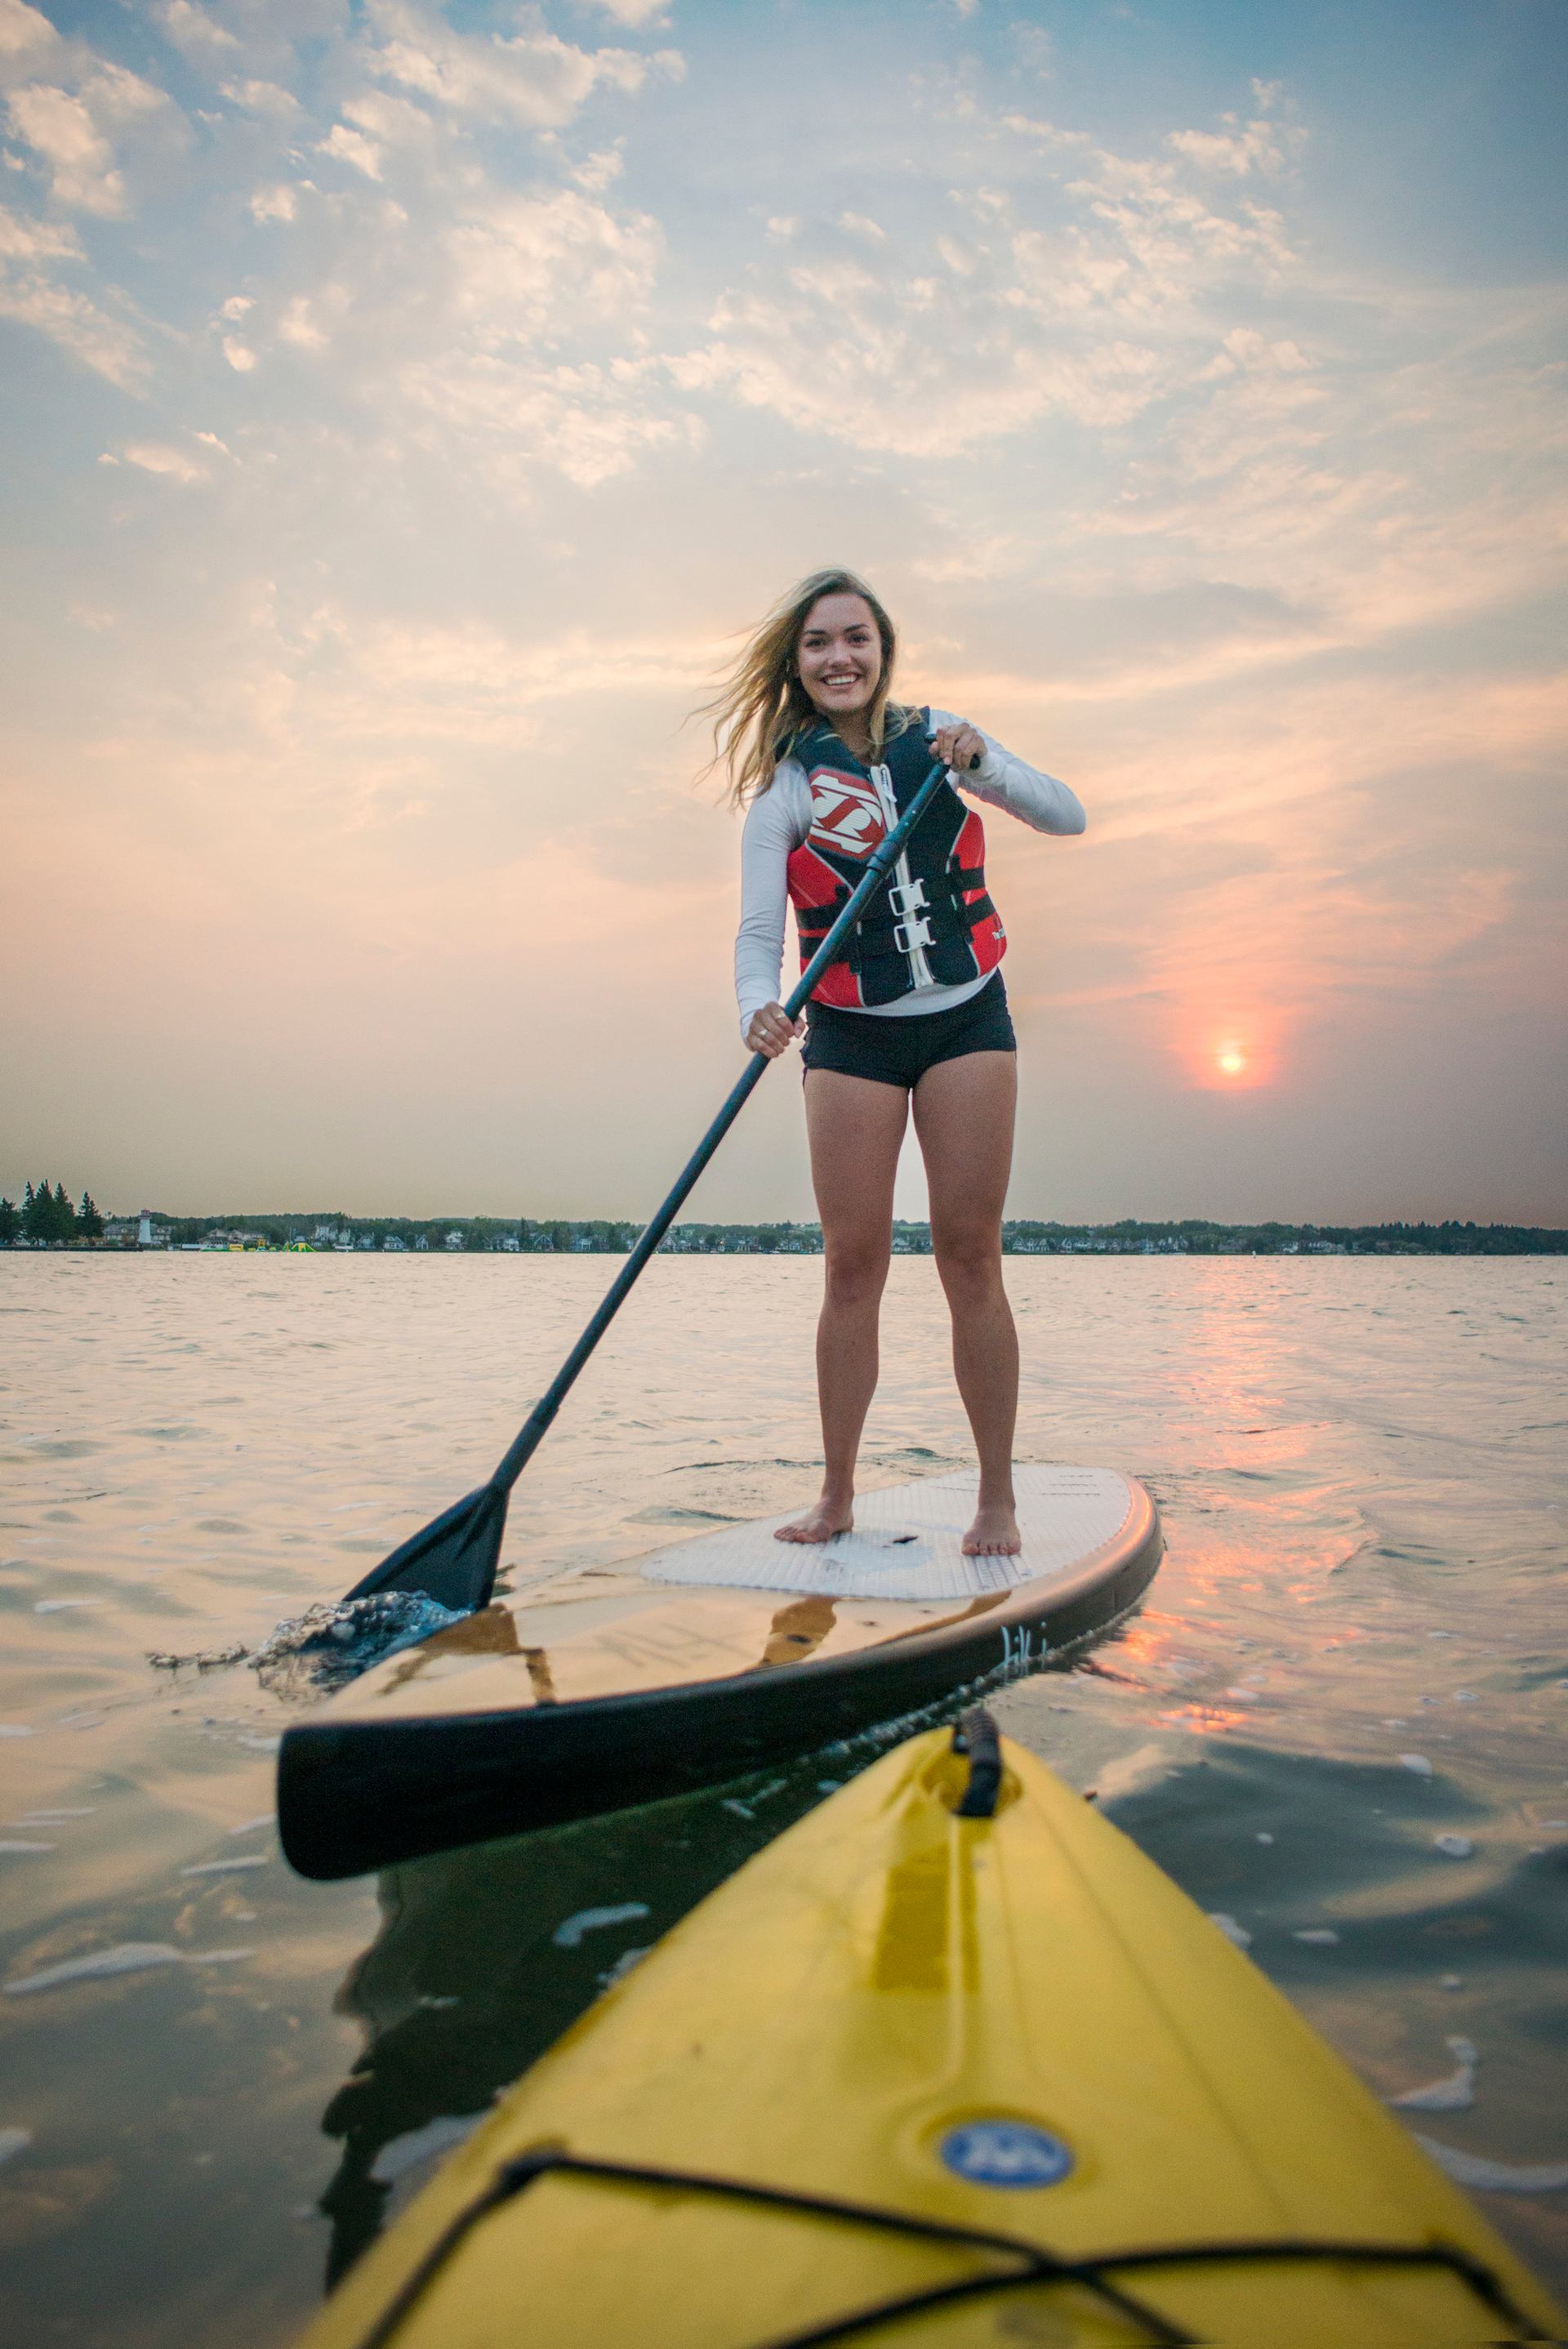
[639,1465,1136,1601]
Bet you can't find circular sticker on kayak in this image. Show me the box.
[938,2120,1073,2189]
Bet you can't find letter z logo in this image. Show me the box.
[808,774,884,861]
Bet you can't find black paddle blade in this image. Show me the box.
[345,1481,508,1613]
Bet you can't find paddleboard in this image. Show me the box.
[294,1715,1561,2347]
[278,1465,1160,1879]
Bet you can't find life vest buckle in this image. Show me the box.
[893,914,935,954]
[887,878,928,916]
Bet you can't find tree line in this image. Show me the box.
[3,1189,1564,1255]
[0,1181,104,1246]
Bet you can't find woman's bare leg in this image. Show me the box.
[911,1050,1020,1555]
[774,1068,908,1543]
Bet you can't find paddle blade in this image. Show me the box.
[345,1482,508,1613]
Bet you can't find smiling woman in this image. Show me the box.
[700,568,1086,1562]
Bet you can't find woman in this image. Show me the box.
[710,568,1085,1558]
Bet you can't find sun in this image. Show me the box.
[1178,1020,1276,1089]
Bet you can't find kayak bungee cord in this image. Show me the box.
[339,2146,1548,2349]
[344,2148,1188,2349]
[333,751,969,1626]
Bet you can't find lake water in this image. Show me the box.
[1,1251,1565,2342]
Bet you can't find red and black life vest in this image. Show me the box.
[785,709,1006,1010]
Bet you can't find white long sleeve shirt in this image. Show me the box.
[733,709,1085,1041]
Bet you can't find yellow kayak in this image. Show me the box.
[299,1715,1561,2347]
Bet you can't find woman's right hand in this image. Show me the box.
[746,1002,805,1059]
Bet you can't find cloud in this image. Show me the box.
[240,168,680,489]
[0,197,72,260]
[154,2,238,64]
[121,439,209,482]
[318,121,384,179]
[0,0,58,67]
[220,78,301,118]
[250,181,298,221]
[1009,23,1053,75]
[445,184,662,337]
[1000,114,1089,145]
[277,291,327,346]
[657,98,1312,460]
[0,197,147,383]
[1047,152,1296,318]
[341,89,435,148]
[580,0,671,24]
[6,64,174,216]
[668,280,1169,457]
[1084,295,1568,652]
[572,145,623,193]
[314,89,439,181]
[273,610,719,749]
[1168,82,1303,178]
[361,0,680,131]
[398,350,700,490]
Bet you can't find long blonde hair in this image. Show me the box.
[698,568,907,809]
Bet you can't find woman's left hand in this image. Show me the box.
[933,721,986,775]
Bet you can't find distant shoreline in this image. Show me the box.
[5,1215,1564,1258]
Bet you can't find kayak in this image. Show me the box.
[278,1464,1160,1880]
[295,1714,1561,2347]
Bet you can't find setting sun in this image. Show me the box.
[1178,1023,1278,1090]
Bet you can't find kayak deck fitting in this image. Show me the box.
[296,1714,1562,2347]
[278,1466,1161,1879]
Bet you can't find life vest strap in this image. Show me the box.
[795,868,994,972]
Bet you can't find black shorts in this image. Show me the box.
[801,972,1016,1090]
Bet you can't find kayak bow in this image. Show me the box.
[296,1714,1561,2347]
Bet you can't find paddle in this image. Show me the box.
[345,747,969,1616]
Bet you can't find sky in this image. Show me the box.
[1,0,1565,1227]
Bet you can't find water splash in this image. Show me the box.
[149,1593,469,1695]
[249,1593,468,1697]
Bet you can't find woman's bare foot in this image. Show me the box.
[774,1493,854,1544]
[963,1499,1021,1557]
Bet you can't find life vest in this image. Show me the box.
[785,708,1006,1010]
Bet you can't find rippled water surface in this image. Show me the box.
[2,1252,1565,2342]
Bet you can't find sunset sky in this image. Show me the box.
[2,0,1564,1225]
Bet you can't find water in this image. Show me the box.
[1,1252,1565,2342]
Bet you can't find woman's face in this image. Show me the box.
[796,592,883,725]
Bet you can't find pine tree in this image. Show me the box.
[78,1191,104,1241]
[0,1198,18,1246]
[51,1182,76,1243]
[23,1179,52,1243]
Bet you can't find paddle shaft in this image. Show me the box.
[490,753,958,1494]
